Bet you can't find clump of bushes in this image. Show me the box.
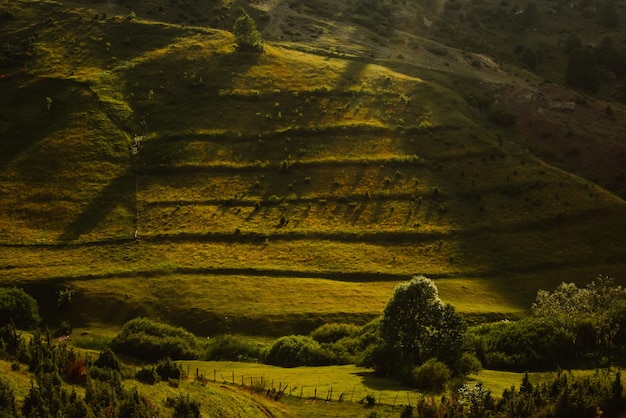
[205,334,264,362]
[111,318,198,362]
[0,287,40,328]
[135,366,159,385]
[409,358,451,392]
[310,323,360,344]
[155,358,182,380]
[264,335,337,367]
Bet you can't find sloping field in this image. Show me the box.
[1,1,626,335]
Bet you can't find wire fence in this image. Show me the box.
[188,366,420,410]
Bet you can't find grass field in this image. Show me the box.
[1,1,626,337]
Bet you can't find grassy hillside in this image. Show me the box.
[1,0,626,340]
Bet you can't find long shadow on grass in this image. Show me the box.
[59,171,136,241]
[0,78,89,171]
[354,371,408,392]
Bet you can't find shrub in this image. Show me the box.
[111,318,198,362]
[53,320,72,338]
[264,335,336,367]
[135,367,159,385]
[0,287,40,328]
[167,394,201,418]
[233,11,264,52]
[310,323,360,344]
[410,358,451,392]
[470,318,574,371]
[0,378,18,417]
[94,348,122,371]
[205,334,263,361]
[155,358,182,380]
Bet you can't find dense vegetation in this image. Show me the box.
[1,277,626,415]
[1,0,626,415]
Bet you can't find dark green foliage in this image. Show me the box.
[205,334,263,361]
[167,394,202,418]
[359,343,403,376]
[155,357,182,380]
[111,317,198,362]
[94,348,122,371]
[310,323,360,344]
[379,276,466,370]
[52,320,72,338]
[264,335,337,367]
[0,322,26,358]
[233,11,264,52]
[85,376,155,417]
[135,366,159,385]
[56,288,75,312]
[566,48,599,93]
[0,378,18,417]
[22,370,90,418]
[0,287,40,329]
[470,318,574,371]
[409,358,451,392]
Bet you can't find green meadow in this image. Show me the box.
[1,0,626,415]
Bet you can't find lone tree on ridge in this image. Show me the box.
[233,10,264,52]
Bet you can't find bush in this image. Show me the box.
[53,320,72,338]
[0,378,18,417]
[135,367,159,385]
[310,323,360,344]
[410,358,451,392]
[155,358,182,380]
[205,334,263,361]
[264,335,337,367]
[111,318,198,362]
[167,394,201,418]
[94,348,122,371]
[470,318,575,371]
[0,287,40,328]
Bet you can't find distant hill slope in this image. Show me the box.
[0,0,625,335]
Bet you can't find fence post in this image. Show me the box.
[213,369,216,382]
[314,388,317,400]
[232,371,234,384]
[242,375,244,386]
[300,386,303,398]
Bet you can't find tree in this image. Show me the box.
[379,276,466,369]
[0,287,40,329]
[565,48,599,93]
[532,276,625,361]
[233,11,264,52]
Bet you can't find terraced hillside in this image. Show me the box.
[1,1,626,336]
